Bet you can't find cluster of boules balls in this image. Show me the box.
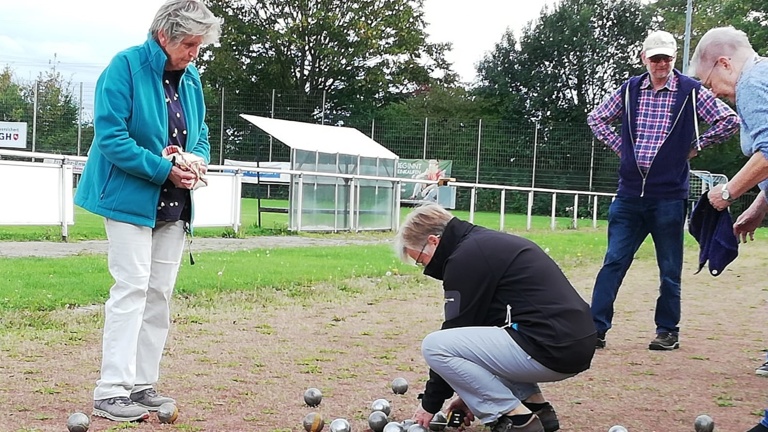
[302,377,446,432]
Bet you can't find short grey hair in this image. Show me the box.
[689,26,754,77]
[393,203,453,263]
[149,0,222,46]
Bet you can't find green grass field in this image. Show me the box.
[1,197,743,314]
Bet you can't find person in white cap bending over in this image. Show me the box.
[587,30,739,351]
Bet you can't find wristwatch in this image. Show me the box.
[721,183,734,202]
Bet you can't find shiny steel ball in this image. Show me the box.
[383,421,405,432]
[371,398,392,416]
[304,387,323,407]
[694,414,715,432]
[429,411,447,431]
[391,377,409,395]
[369,410,389,432]
[608,426,628,432]
[66,412,90,432]
[303,412,325,432]
[407,424,429,432]
[329,418,351,432]
[157,403,178,424]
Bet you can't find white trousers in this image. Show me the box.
[94,219,186,400]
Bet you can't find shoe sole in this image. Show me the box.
[648,342,680,350]
[756,370,768,377]
[92,408,149,422]
[132,402,175,412]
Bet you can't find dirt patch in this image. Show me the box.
[1,241,767,432]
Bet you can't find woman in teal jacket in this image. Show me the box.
[74,0,221,423]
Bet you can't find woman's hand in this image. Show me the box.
[412,405,434,427]
[168,165,197,189]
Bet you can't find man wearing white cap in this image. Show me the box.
[587,30,739,351]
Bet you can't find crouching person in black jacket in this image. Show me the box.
[395,204,596,432]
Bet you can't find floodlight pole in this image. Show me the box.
[682,0,693,74]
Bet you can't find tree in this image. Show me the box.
[0,67,30,123]
[474,30,527,122]
[200,0,457,121]
[516,0,652,123]
[18,65,82,154]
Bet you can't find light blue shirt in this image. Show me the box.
[735,55,768,193]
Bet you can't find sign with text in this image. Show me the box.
[0,122,27,149]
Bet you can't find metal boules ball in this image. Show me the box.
[369,410,389,432]
[694,414,715,432]
[329,418,351,432]
[391,377,408,395]
[371,398,392,416]
[157,403,178,424]
[608,426,628,432]
[408,424,429,432]
[383,421,405,432]
[429,411,447,431]
[303,412,325,432]
[304,387,323,407]
[401,419,416,430]
[66,412,90,432]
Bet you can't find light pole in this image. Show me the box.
[682,0,693,74]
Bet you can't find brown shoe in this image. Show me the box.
[491,414,545,432]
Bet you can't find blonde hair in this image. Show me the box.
[689,26,754,78]
[394,203,453,262]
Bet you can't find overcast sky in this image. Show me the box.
[0,0,552,86]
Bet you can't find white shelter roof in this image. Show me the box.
[240,115,398,160]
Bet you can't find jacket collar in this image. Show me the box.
[423,218,475,280]
[144,34,170,75]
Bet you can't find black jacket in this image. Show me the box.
[420,218,596,413]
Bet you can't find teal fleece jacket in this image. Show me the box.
[75,36,211,228]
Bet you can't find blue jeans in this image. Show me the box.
[590,197,686,336]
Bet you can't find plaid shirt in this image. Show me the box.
[588,74,739,169]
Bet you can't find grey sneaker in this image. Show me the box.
[130,388,176,411]
[756,361,768,377]
[93,397,150,422]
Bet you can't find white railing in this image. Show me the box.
[0,149,619,238]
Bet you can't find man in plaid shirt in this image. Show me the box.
[587,30,739,351]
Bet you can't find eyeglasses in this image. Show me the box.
[414,242,428,267]
[701,59,722,88]
[649,55,675,64]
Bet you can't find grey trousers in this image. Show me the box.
[421,326,574,424]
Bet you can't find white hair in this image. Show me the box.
[393,204,452,263]
[689,26,754,78]
[149,0,222,46]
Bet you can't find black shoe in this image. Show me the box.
[533,404,559,432]
[648,332,679,350]
[596,333,606,349]
[746,423,768,432]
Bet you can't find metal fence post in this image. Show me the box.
[422,117,428,159]
[321,90,326,125]
[219,86,225,165]
[77,82,83,156]
[475,119,482,183]
[270,88,275,161]
[32,80,39,152]
[532,120,539,189]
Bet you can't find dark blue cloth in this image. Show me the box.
[688,192,739,276]
[618,70,701,200]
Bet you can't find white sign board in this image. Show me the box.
[0,122,28,149]
[0,160,74,225]
[224,159,291,184]
[192,172,242,230]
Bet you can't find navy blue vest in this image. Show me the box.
[618,70,700,199]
